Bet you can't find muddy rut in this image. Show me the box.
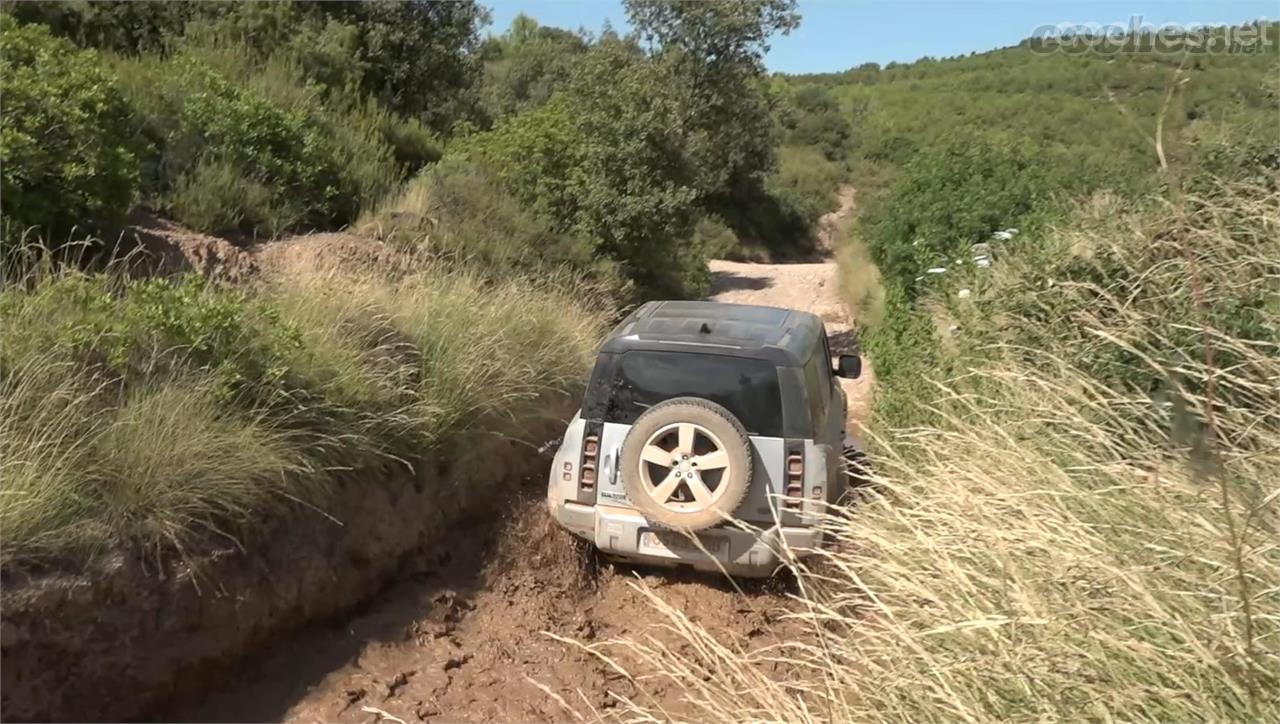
[177,197,864,724]
[180,487,801,723]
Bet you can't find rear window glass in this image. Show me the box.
[802,348,829,430]
[598,350,784,437]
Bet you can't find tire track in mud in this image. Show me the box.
[180,194,864,723]
[179,479,800,723]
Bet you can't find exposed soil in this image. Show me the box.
[116,213,261,282]
[115,213,410,282]
[171,188,871,723]
[179,486,802,723]
[709,187,874,435]
[0,411,571,723]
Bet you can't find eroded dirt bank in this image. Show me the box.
[178,491,801,723]
[0,406,571,722]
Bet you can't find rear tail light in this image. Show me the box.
[580,435,600,491]
[784,452,804,510]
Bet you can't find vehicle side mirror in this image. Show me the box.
[835,354,862,379]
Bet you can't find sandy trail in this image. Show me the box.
[708,187,873,434]
[175,190,867,723]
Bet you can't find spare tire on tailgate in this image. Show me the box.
[618,397,753,531]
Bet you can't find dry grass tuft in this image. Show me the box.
[0,261,608,564]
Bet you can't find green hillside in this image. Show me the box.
[773,25,1279,424]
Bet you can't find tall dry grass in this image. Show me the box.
[570,180,1279,721]
[0,260,607,564]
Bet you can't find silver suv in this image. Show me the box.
[547,301,862,577]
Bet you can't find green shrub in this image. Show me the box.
[781,84,851,161]
[479,15,588,120]
[3,0,208,55]
[861,283,946,428]
[376,112,444,170]
[974,179,1278,426]
[691,215,741,260]
[456,96,584,218]
[114,54,344,236]
[462,70,704,296]
[112,46,423,237]
[361,157,597,274]
[169,158,298,237]
[768,145,843,222]
[0,16,138,242]
[706,183,808,260]
[699,145,844,261]
[0,272,300,402]
[861,131,1060,295]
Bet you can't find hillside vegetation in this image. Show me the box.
[801,24,1280,423]
[1,0,830,297]
[595,25,1280,721]
[2,263,606,561]
[0,0,819,564]
[2,3,1276,718]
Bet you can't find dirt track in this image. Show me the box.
[180,487,800,723]
[176,194,866,724]
[708,257,873,435]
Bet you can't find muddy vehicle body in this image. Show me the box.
[547,301,861,577]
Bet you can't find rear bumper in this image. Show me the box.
[552,501,822,578]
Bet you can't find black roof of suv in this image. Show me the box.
[601,301,824,367]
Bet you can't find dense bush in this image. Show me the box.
[117,55,345,236]
[360,157,602,277]
[7,0,488,132]
[769,145,844,222]
[478,14,588,121]
[861,132,1054,294]
[0,17,138,242]
[4,0,202,54]
[689,215,742,261]
[968,176,1279,425]
[696,145,843,260]
[111,43,423,237]
[1,3,475,241]
[779,84,852,161]
[462,40,707,296]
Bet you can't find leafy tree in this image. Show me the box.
[626,0,799,194]
[464,38,704,295]
[478,14,588,121]
[2,0,209,54]
[627,0,798,71]
[298,1,488,131]
[0,16,138,242]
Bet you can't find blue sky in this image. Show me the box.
[485,1,1277,74]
